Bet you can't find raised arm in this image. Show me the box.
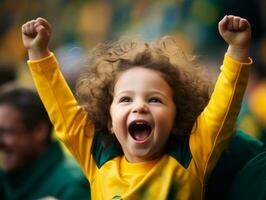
[21,18,95,179]
[189,15,252,183]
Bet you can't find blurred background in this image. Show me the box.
[1,0,266,142]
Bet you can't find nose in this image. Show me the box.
[132,101,149,114]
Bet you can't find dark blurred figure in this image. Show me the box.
[0,86,90,200]
[205,129,264,200]
[0,64,17,87]
[227,150,266,200]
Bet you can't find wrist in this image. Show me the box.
[226,45,250,63]
[28,48,50,60]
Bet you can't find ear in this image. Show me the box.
[107,120,114,135]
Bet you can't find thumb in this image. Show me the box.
[36,25,50,39]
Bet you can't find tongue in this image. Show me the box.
[133,130,150,141]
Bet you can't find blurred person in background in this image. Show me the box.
[227,149,266,200]
[205,129,265,200]
[0,64,17,87]
[0,86,90,200]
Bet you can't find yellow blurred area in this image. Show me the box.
[0,26,26,63]
[249,81,266,127]
[77,2,112,48]
[238,115,263,140]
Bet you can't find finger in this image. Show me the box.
[30,21,36,34]
[218,15,229,32]
[22,22,29,35]
[35,17,52,34]
[29,20,38,37]
[35,22,52,37]
[232,17,240,31]
[227,15,234,31]
[36,25,50,38]
[23,20,38,37]
[21,24,27,34]
[35,25,46,33]
[239,19,250,31]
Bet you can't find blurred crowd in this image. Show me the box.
[1,0,265,142]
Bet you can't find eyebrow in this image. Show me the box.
[115,90,170,99]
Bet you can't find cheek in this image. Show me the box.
[159,108,176,131]
[111,114,125,133]
[109,105,125,133]
[170,108,176,128]
[16,135,33,149]
[168,102,176,125]
[110,114,127,143]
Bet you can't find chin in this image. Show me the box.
[132,150,155,161]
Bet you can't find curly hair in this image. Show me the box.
[76,36,213,145]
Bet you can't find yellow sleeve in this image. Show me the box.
[27,53,96,181]
[189,54,252,183]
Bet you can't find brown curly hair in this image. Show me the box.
[76,36,213,145]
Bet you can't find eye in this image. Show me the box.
[149,97,162,103]
[119,96,132,103]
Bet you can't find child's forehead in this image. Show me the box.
[113,67,173,93]
[116,67,163,80]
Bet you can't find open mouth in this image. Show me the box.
[128,120,152,142]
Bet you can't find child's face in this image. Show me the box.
[109,67,176,162]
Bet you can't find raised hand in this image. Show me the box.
[21,17,52,60]
[218,15,251,62]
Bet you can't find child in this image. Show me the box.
[21,15,252,200]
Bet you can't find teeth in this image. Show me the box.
[135,121,145,125]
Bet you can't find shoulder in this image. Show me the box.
[51,155,91,199]
[227,151,266,200]
[44,143,88,186]
[229,129,264,154]
[54,155,87,182]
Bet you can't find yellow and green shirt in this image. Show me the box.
[28,53,251,200]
